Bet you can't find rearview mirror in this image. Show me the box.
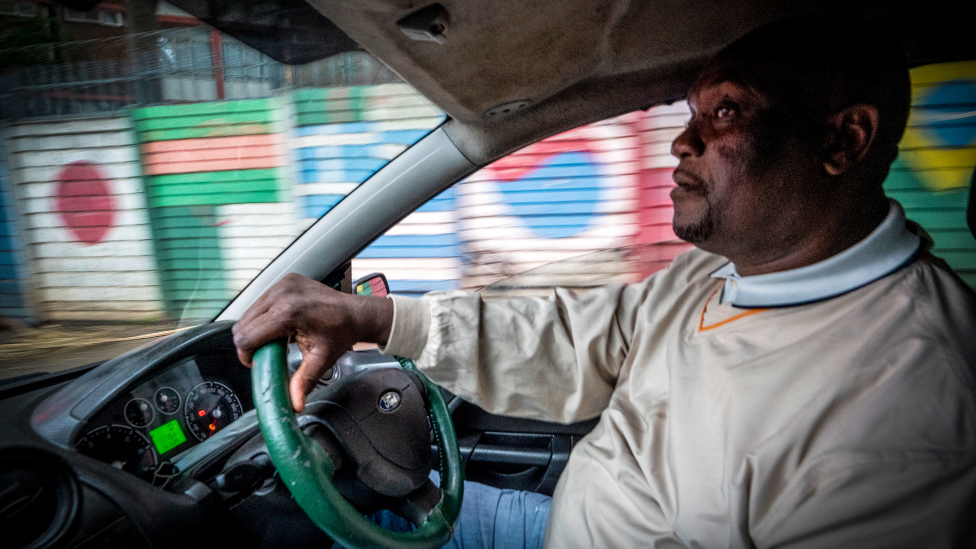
[353,273,390,297]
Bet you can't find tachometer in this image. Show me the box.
[154,386,181,414]
[76,425,159,477]
[124,398,154,428]
[183,381,243,441]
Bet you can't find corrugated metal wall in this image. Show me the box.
[288,84,449,293]
[133,98,296,320]
[0,130,33,322]
[457,113,643,291]
[885,61,976,287]
[0,59,971,323]
[3,116,164,321]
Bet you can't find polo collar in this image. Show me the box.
[709,201,922,308]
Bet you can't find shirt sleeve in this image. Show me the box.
[381,282,649,424]
[752,453,976,549]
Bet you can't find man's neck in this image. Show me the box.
[732,195,890,277]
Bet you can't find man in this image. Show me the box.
[234,16,976,548]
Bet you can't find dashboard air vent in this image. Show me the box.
[0,447,80,549]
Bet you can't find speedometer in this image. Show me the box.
[183,381,243,441]
[76,425,159,477]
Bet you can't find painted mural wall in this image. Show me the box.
[3,116,165,322]
[287,84,448,293]
[0,132,31,322]
[884,60,976,287]
[132,98,295,321]
[0,59,972,323]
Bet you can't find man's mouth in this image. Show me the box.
[671,168,707,199]
[672,168,705,188]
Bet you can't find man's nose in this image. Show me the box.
[671,125,704,160]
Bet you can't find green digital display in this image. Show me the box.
[150,419,187,455]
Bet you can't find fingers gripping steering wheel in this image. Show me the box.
[251,340,464,549]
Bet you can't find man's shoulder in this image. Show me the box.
[893,254,976,336]
[653,245,729,283]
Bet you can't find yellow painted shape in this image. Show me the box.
[909,61,976,85]
[899,149,976,191]
[896,61,976,191]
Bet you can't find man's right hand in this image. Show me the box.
[232,273,394,412]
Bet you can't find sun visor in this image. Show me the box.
[166,0,360,65]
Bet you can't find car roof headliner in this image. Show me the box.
[307,0,975,166]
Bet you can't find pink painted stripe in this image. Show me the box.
[144,145,281,165]
[144,156,282,175]
[142,134,279,154]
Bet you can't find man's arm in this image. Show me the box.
[234,260,665,418]
[381,283,646,424]
[232,273,394,412]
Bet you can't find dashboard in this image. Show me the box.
[73,350,252,484]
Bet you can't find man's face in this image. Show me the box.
[670,60,818,261]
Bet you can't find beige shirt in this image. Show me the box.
[382,224,976,548]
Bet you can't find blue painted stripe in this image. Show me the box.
[295,125,431,144]
[489,176,605,191]
[295,145,394,160]
[416,197,454,212]
[299,169,379,184]
[0,266,17,278]
[298,158,389,172]
[497,190,605,203]
[372,234,459,246]
[357,245,459,259]
[497,202,605,216]
[389,279,459,294]
[300,194,345,218]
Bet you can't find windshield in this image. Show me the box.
[1,5,973,383]
[0,5,444,379]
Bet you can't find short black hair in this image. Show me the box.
[715,15,911,168]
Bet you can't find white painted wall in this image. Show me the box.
[4,116,165,321]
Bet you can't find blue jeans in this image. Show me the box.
[333,472,551,549]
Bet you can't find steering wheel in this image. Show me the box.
[250,340,464,549]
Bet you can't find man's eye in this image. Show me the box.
[715,106,735,119]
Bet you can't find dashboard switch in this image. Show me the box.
[214,455,273,494]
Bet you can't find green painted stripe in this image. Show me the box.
[148,180,279,199]
[929,229,976,250]
[146,205,228,319]
[940,251,976,270]
[151,217,225,230]
[132,99,271,120]
[295,111,362,126]
[154,235,222,246]
[162,281,231,292]
[148,169,281,186]
[905,210,971,230]
[294,98,365,114]
[137,124,273,142]
[151,190,279,208]
[886,189,970,209]
[156,251,223,263]
[134,110,274,132]
[959,272,976,288]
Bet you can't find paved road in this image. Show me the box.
[0,321,189,382]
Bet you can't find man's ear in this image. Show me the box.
[823,104,880,176]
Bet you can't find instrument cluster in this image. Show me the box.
[73,351,251,484]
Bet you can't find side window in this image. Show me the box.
[354,104,696,298]
[356,59,976,297]
[883,61,976,288]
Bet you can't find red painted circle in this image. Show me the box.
[54,161,117,246]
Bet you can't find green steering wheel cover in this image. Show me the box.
[251,340,463,549]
